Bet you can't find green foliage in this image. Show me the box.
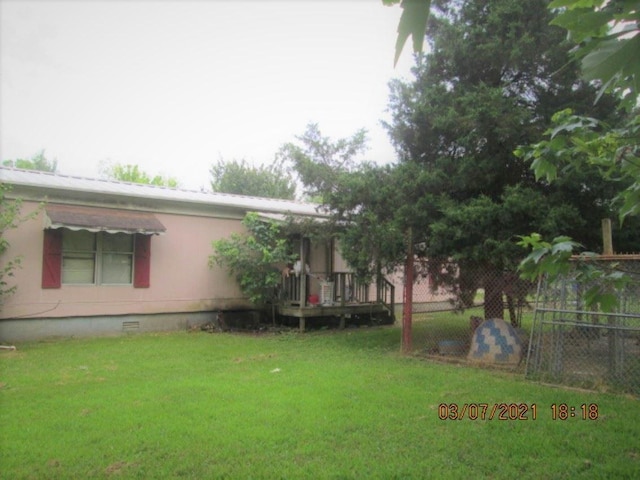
[383,0,433,66]
[279,124,405,277]
[209,157,296,199]
[549,0,640,108]
[278,123,368,200]
[514,2,640,315]
[516,108,640,222]
[210,213,295,306]
[3,150,57,172]
[517,233,633,312]
[525,1,640,223]
[101,162,179,187]
[0,184,37,305]
[517,233,584,281]
[382,0,626,317]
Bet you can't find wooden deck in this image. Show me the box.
[278,301,391,332]
[278,301,387,318]
[277,271,395,331]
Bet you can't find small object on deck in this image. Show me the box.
[320,281,334,305]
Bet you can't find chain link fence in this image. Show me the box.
[409,260,534,369]
[525,257,640,395]
[406,257,640,394]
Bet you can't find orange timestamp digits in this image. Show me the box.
[438,403,538,421]
[550,403,599,420]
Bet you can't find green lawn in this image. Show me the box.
[1,327,639,479]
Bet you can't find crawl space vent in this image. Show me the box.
[122,321,140,332]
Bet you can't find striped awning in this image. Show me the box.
[44,204,166,235]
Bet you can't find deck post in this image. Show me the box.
[299,317,306,332]
[299,239,307,309]
[602,218,614,255]
[338,273,346,329]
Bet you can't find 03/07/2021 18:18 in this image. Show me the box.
[438,403,599,421]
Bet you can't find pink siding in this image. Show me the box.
[1,202,250,319]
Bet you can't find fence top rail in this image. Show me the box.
[535,307,640,319]
[570,254,640,261]
[537,319,640,331]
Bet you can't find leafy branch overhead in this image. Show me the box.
[516,109,640,222]
[514,0,640,313]
[384,0,432,66]
[517,233,632,312]
[549,0,640,108]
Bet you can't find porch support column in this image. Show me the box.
[339,276,346,329]
[299,236,307,332]
[300,237,307,309]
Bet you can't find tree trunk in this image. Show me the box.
[506,293,517,327]
[483,273,504,320]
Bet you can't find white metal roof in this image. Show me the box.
[0,167,325,217]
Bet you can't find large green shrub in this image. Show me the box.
[210,213,295,306]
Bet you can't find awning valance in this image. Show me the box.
[44,204,166,235]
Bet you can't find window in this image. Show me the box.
[42,229,151,288]
[62,231,134,285]
[61,230,96,284]
[100,233,134,284]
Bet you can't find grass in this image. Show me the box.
[1,327,639,479]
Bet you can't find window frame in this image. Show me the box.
[43,229,152,289]
[61,230,135,286]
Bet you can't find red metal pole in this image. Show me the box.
[402,228,413,353]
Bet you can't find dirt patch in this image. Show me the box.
[105,461,137,475]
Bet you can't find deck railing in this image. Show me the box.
[279,271,395,319]
[377,276,396,320]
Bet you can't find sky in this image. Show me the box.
[0,0,415,191]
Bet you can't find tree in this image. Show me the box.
[385,0,640,98]
[2,153,51,305]
[0,184,37,306]
[277,123,368,200]
[210,158,296,200]
[277,124,406,278]
[518,0,640,223]
[3,150,57,172]
[514,1,640,310]
[101,162,179,187]
[210,213,295,306]
[383,0,629,319]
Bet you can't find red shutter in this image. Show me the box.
[42,229,62,288]
[134,234,151,288]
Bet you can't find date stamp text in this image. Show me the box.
[438,403,599,421]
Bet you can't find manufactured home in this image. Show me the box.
[0,167,394,341]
